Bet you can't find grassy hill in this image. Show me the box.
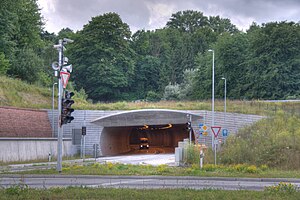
[1,75,300,116]
[0,76,52,109]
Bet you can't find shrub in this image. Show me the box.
[106,162,114,170]
[265,182,298,193]
[202,164,218,172]
[245,165,258,173]
[234,164,248,172]
[157,164,169,173]
[260,164,268,171]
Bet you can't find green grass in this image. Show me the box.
[2,75,300,116]
[0,187,298,200]
[15,163,300,179]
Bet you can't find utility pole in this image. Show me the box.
[53,38,74,173]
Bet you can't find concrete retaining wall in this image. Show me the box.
[0,138,76,162]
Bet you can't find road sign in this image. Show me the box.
[60,71,70,89]
[222,129,229,137]
[211,126,221,138]
[199,123,203,127]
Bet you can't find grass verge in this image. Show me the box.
[0,187,299,200]
[14,163,300,179]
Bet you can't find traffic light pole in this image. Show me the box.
[53,38,74,173]
[57,39,63,172]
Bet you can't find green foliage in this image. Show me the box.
[220,112,300,169]
[8,48,44,83]
[70,12,135,101]
[146,91,161,102]
[0,0,53,86]
[265,182,298,194]
[1,187,299,200]
[1,2,299,101]
[185,144,200,165]
[163,83,180,100]
[0,52,9,75]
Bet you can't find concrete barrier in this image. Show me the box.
[0,138,76,163]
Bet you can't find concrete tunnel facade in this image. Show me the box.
[91,109,202,156]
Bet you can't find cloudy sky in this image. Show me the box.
[37,0,300,34]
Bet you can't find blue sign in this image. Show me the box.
[222,129,229,137]
[199,123,204,127]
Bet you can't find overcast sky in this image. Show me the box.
[38,0,300,34]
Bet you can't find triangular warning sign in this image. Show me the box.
[211,126,221,138]
[60,71,70,89]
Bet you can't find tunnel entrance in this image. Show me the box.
[91,109,202,156]
[129,124,190,148]
[99,124,195,156]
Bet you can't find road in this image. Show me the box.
[96,153,175,166]
[1,175,300,191]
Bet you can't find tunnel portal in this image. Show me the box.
[91,109,201,156]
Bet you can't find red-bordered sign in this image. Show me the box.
[211,126,221,138]
[60,71,70,89]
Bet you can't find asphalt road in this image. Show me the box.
[1,175,300,191]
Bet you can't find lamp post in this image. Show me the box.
[208,49,215,148]
[52,82,57,137]
[221,77,226,119]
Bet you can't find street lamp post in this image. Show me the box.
[208,49,215,147]
[221,77,227,120]
[208,49,217,165]
[52,82,57,137]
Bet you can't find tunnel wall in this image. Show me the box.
[100,127,131,155]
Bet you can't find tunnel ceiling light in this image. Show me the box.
[159,124,172,130]
[137,124,173,131]
[138,124,149,130]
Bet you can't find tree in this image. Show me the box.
[166,10,208,33]
[208,16,239,34]
[0,0,44,83]
[9,48,43,83]
[132,55,161,99]
[0,52,9,75]
[70,12,135,101]
[245,22,300,99]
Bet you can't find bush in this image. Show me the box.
[157,164,170,173]
[202,164,218,172]
[245,165,258,173]
[265,182,298,193]
[146,91,161,102]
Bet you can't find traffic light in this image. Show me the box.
[186,121,191,131]
[61,90,75,125]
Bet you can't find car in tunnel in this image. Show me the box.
[139,137,149,149]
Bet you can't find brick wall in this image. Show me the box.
[0,107,52,137]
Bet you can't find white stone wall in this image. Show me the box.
[0,138,76,162]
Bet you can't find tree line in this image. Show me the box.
[1,0,300,102]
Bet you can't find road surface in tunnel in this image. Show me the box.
[95,145,176,166]
[96,153,175,166]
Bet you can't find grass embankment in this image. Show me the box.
[219,112,300,170]
[16,162,300,179]
[2,75,300,115]
[0,187,298,200]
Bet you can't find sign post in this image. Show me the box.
[53,38,74,173]
[211,126,221,165]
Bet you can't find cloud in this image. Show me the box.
[38,0,300,34]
